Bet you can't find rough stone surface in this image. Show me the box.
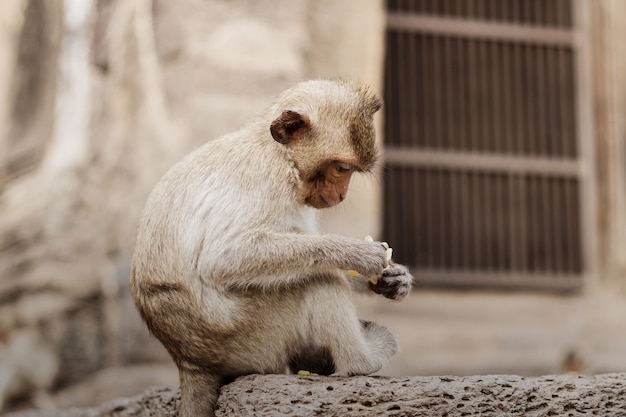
[5,386,179,417]
[218,374,626,416]
[6,374,626,417]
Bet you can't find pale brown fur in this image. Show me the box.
[130,79,412,417]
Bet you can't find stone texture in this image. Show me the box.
[217,374,626,416]
[6,374,626,417]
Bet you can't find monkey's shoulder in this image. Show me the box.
[172,129,287,176]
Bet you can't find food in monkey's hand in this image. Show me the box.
[367,261,413,300]
[348,236,394,285]
[348,236,412,300]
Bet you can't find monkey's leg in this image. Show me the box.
[305,289,398,376]
[331,318,398,376]
[178,367,222,417]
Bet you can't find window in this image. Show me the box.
[383,0,594,290]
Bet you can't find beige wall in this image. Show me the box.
[307,0,386,238]
[591,0,626,288]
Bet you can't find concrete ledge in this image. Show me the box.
[7,373,626,417]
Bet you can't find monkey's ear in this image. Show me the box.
[270,110,311,145]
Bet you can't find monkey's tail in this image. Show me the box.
[178,368,222,417]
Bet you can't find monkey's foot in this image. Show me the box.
[368,263,413,300]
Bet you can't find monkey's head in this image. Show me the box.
[269,79,382,209]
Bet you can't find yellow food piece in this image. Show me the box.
[348,270,359,277]
[369,276,380,285]
[297,370,318,376]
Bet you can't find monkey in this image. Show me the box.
[130,79,413,417]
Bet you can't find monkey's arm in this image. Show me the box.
[203,232,388,291]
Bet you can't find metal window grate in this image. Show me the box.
[387,0,573,28]
[382,0,594,290]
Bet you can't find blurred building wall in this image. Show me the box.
[309,0,386,238]
[591,0,626,289]
[1,0,626,412]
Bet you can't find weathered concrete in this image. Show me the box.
[359,288,626,378]
[7,373,626,417]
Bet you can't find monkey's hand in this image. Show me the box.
[368,262,413,301]
[343,239,388,278]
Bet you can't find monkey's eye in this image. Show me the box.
[334,162,353,174]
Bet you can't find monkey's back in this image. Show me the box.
[130,125,333,354]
